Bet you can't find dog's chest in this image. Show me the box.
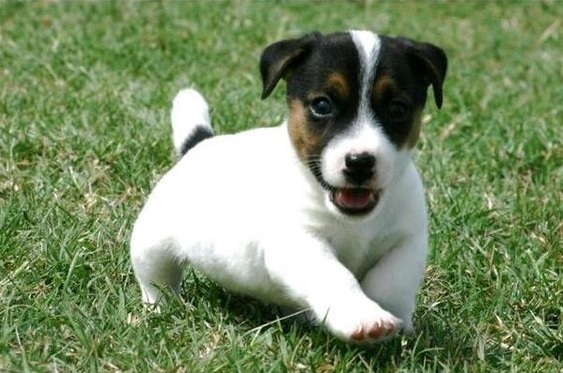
[315,219,396,279]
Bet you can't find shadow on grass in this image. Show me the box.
[133,269,483,370]
[168,271,473,369]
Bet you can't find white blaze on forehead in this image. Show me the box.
[350,30,381,70]
[349,30,381,113]
[347,31,382,139]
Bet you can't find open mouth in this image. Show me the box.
[330,188,380,216]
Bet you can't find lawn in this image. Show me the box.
[1,1,561,372]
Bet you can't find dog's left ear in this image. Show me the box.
[260,32,321,99]
[407,41,448,109]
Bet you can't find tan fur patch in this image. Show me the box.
[372,74,396,103]
[288,99,323,162]
[325,72,350,100]
[405,109,423,148]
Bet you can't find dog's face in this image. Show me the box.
[260,31,447,217]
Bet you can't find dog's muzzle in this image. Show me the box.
[328,152,379,216]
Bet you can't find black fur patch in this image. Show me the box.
[178,126,214,157]
[373,36,447,148]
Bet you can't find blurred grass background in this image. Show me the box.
[1,1,561,372]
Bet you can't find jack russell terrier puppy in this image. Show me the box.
[131,30,447,344]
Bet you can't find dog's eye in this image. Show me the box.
[310,97,333,118]
[388,100,411,121]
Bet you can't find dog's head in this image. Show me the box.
[260,31,447,217]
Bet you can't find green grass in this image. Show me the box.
[1,1,561,372]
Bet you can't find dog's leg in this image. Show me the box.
[360,237,428,335]
[264,233,403,344]
[131,238,184,307]
[129,88,212,307]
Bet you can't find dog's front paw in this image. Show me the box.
[323,300,403,344]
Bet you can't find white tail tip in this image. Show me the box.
[171,88,213,154]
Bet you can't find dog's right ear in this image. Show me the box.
[260,32,321,99]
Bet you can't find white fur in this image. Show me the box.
[171,89,212,155]
[131,32,429,344]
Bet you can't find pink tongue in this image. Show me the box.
[334,188,373,209]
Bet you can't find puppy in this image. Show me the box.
[131,30,447,344]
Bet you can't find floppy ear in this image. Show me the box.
[408,41,448,108]
[259,32,321,99]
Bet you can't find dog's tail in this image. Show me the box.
[171,88,214,157]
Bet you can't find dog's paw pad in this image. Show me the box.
[351,325,365,341]
[349,318,400,343]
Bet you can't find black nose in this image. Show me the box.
[344,152,375,185]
